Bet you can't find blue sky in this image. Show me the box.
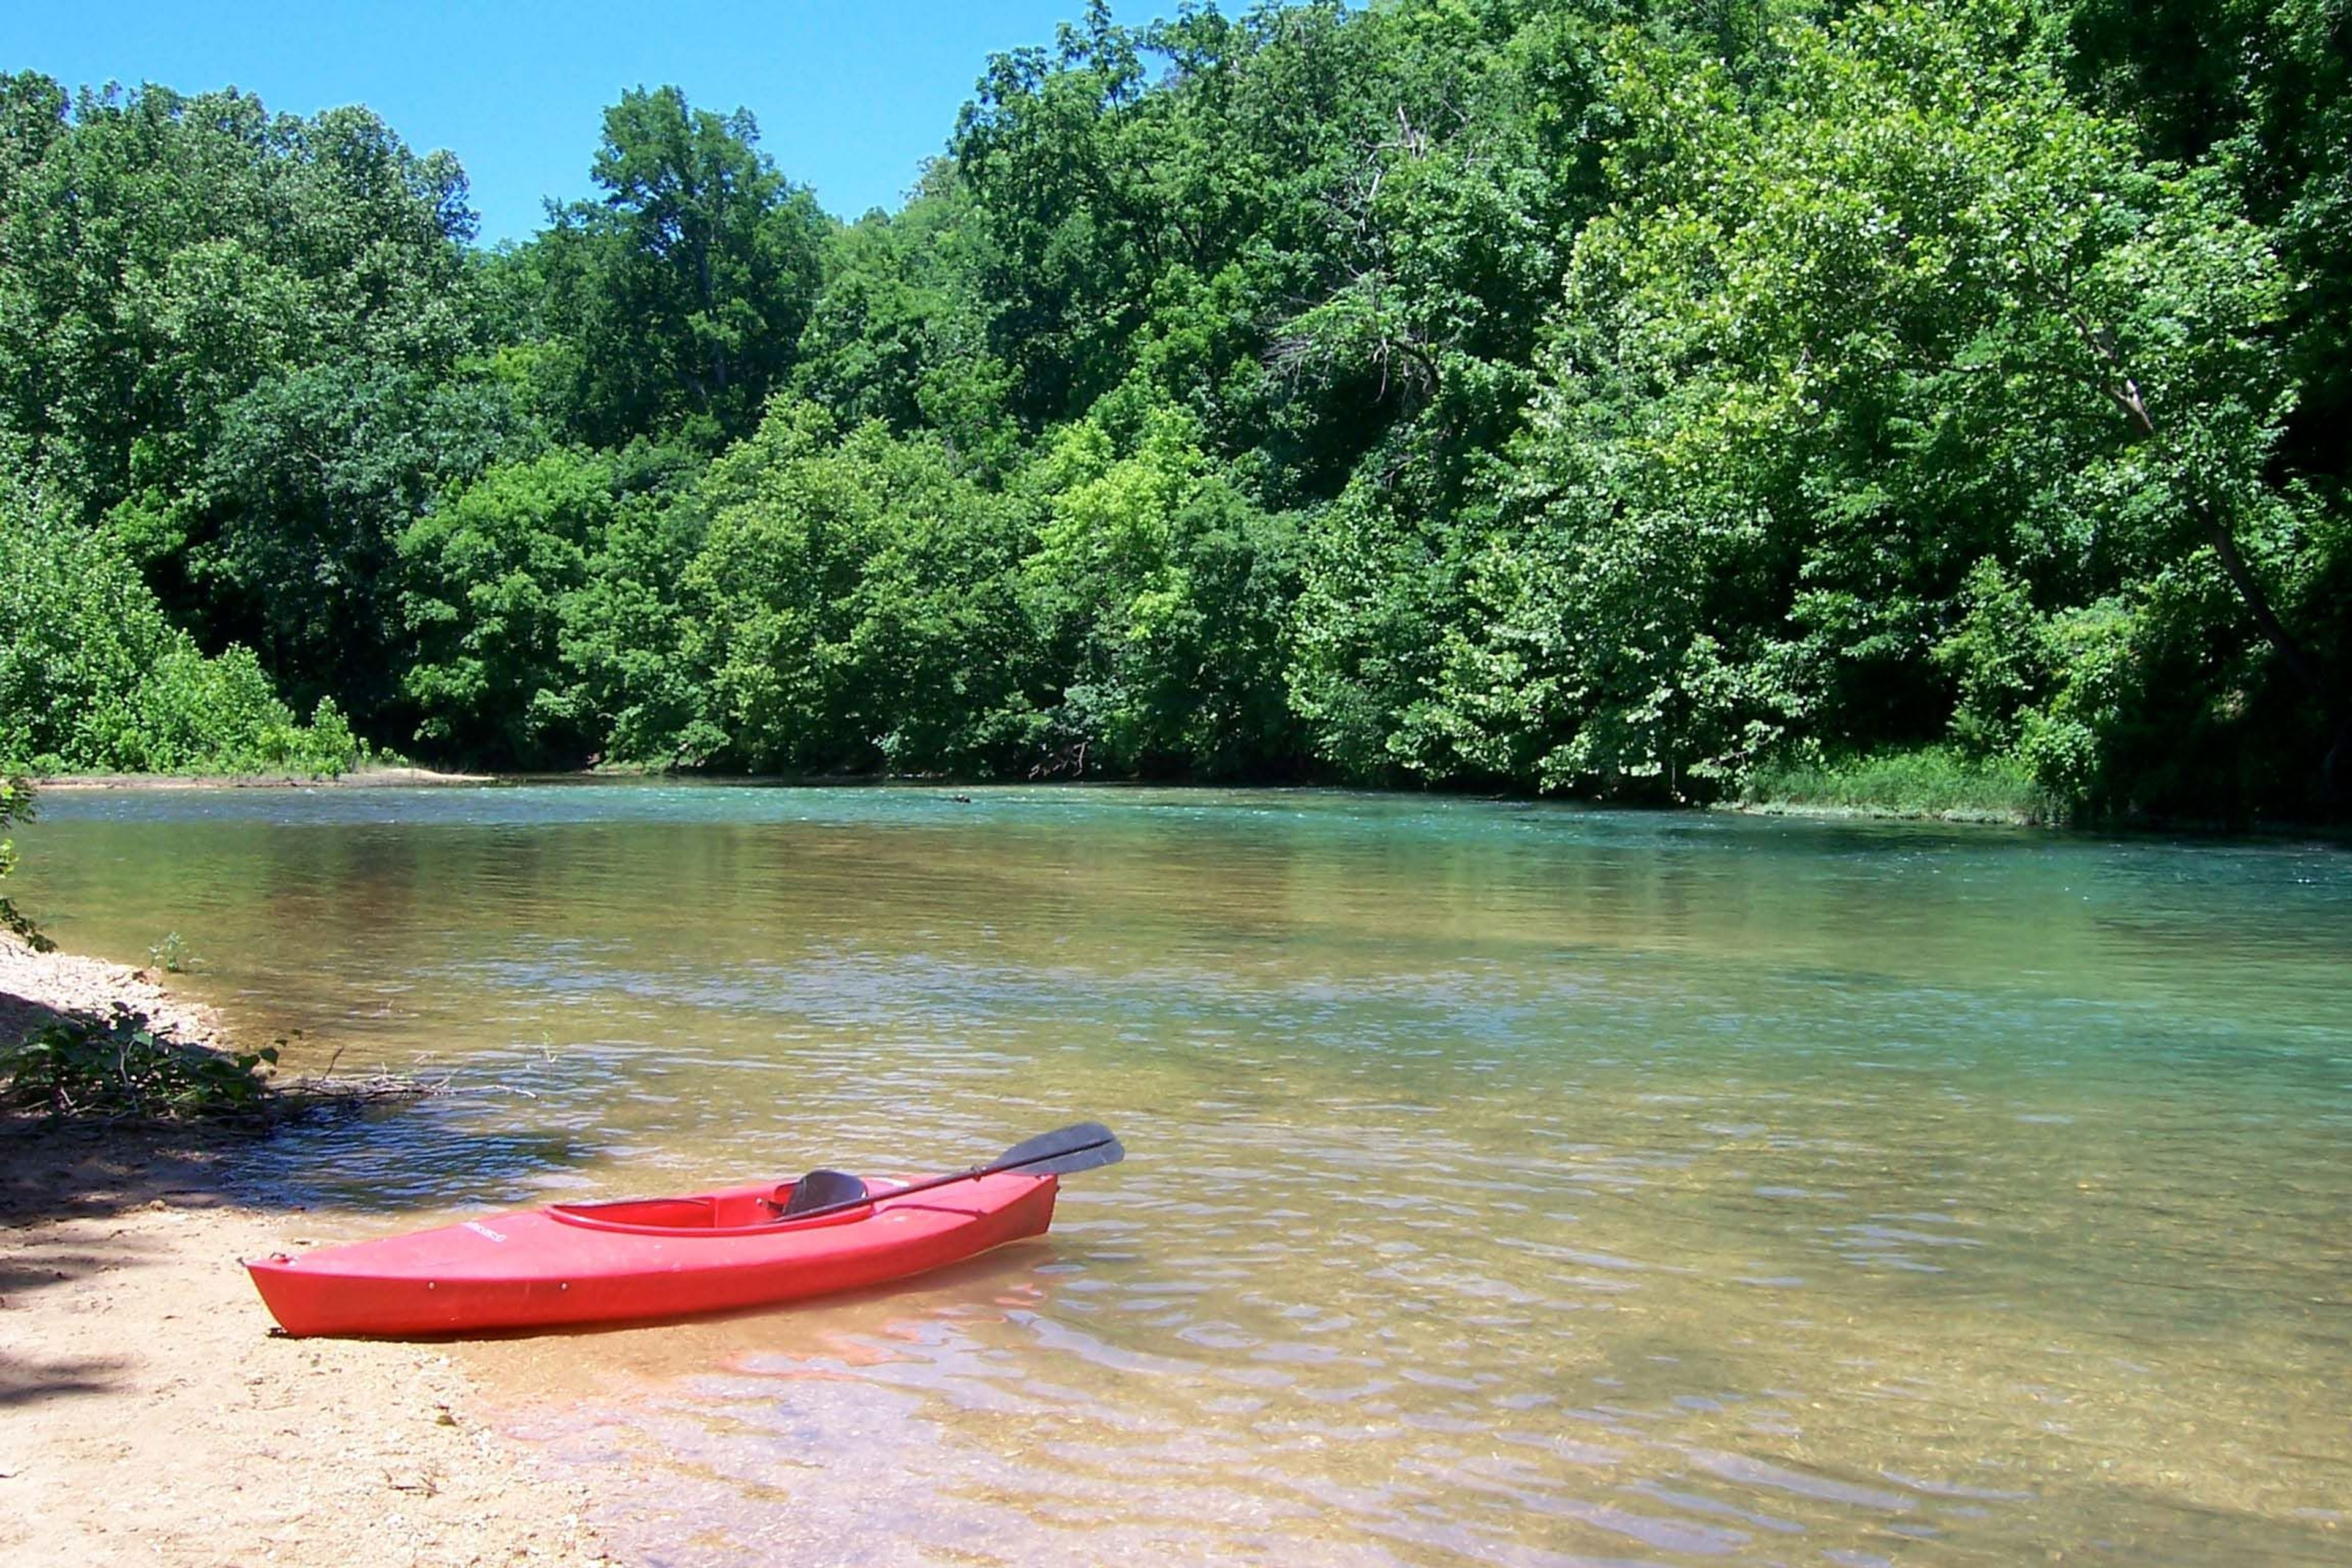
[2,1,1162,244]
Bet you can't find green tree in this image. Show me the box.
[1017,393,1303,775]
[791,168,1021,473]
[678,403,1040,773]
[189,360,521,726]
[399,448,617,765]
[0,481,357,776]
[2064,0,2352,483]
[0,77,477,533]
[1420,0,2344,810]
[549,442,713,767]
[524,87,832,447]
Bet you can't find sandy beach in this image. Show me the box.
[0,935,607,1567]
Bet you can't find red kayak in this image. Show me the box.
[247,1123,1121,1338]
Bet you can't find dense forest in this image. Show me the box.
[2,0,2345,820]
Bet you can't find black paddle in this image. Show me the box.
[772,1121,1125,1224]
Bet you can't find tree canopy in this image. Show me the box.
[2,0,2344,818]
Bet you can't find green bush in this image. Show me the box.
[0,490,360,775]
[0,1008,279,1123]
[679,404,1043,773]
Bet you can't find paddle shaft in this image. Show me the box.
[780,1126,1120,1224]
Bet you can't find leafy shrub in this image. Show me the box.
[1,1008,279,1123]
[1017,398,1303,777]
[0,489,360,775]
[398,448,616,765]
[679,404,1042,773]
[0,776,45,949]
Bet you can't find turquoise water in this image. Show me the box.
[17,783,2352,1564]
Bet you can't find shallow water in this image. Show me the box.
[17,783,2352,1564]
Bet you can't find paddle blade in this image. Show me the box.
[993,1121,1125,1178]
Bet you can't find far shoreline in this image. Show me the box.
[20,767,2346,840]
[28,764,489,791]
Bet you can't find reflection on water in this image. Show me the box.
[18,784,2352,1564]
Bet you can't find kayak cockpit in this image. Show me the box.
[546,1185,874,1237]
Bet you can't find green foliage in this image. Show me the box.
[0,70,500,751]
[1740,747,2061,823]
[948,0,1602,495]
[146,930,195,974]
[791,172,1018,470]
[508,86,833,448]
[1,3,2345,817]
[192,360,522,722]
[1019,397,1303,775]
[556,445,714,766]
[0,1008,279,1123]
[2063,0,2352,470]
[399,448,616,764]
[0,775,47,950]
[0,75,479,532]
[678,403,1041,772]
[1361,0,2342,812]
[0,486,358,775]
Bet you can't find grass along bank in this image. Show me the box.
[1732,747,2062,826]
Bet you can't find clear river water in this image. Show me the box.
[15,783,2351,1566]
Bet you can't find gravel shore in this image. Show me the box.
[0,932,226,1053]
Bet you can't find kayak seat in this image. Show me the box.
[778,1168,869,1218]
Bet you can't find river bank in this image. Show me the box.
[29,764,486,791]
[0,935,607,1567]
[26,761,2069,832]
